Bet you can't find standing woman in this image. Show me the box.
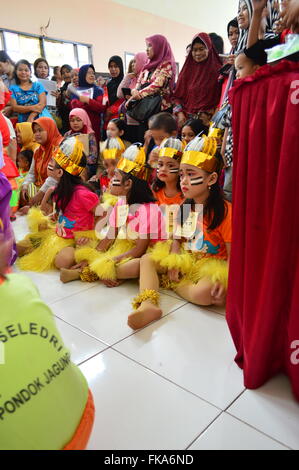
[71,64,104,146]
[21,117,62,208]
[10,60,53,123]
[117,52,148,143]
[130,35,176,117]
[173,33,222,130]
[0,51,15,118]
[218,18,239,106]
[104,56,125,131]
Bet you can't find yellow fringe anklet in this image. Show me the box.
[80,266,99,283]
[132,289,160,310]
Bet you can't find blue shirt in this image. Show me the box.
[10,82,53,123]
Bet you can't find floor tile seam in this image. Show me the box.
[53,314,110,346]
[225,410,294,450]
[48,284,99,305]
[77,346,112,366]
[110,347,226,411]
[185,410,224,450]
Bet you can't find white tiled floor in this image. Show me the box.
[12,216,298,450]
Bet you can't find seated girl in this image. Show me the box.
[128,135,231,330]
[61,143,165,285]
[181,118,208,146]
[93,136,125,194]
[20,118,62,210]
[15,122,40,153]
[17,135,99,275]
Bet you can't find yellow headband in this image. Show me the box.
[117,146,146,176]
[181,135,219,173]
[54,136,85,176]
[159,147,182,160]
[102,138,125,160]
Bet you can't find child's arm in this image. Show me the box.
[113,238,150,263]
[168,238,183,282]
[40,187,55,215]
[96,225,118,252]
[247,0,268,48]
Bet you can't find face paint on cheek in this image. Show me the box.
[169,168,179,173]
[190,177,204,185]
[111,179,122,186]
[47,165,55,171]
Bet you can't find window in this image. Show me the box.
[0,28,92,69]
[44,40,76,68]
[4,31,41,63]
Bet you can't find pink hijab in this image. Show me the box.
[130,52,148,88]
[69,108,94,134]
[142,35,176,90]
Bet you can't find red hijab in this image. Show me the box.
[174,33,222,113]
[32,118,62,187]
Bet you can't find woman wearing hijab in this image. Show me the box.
[173,32,222,129]
[103,56,125,132]
[130,35,176,114]
[70,64,104,145]
[65,107,98,178]
[117,52,148,142]
[20,117,62,208]
[15,122,39,153]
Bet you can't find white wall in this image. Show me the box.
[112,0,238,49]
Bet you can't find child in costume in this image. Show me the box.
[94,137,125,193]
[152,137,184,207]
[0,238,94,449]
[61,143,165,285]
[128,135,231,330]
[17,135,99,273]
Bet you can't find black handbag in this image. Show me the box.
[126,80,162,123]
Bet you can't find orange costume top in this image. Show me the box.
[153,188,184,206]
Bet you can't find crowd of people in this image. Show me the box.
[0,0,299,450]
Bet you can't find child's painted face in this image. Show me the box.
[71,70,79,87]
[238,1,250,30]
[192,41,209,63]
[16,64,31,83]
[47,157,63,181]
[85,67,95,85]
[35,61,49,79]
[146,42,154,60]
[109,61,121,78]
[228,26,239,49]
[109,169,131,197]
[157,156,180,185]
[61,67,72,83]
[107,121,123,138]
[70,115,84,132]
[17,155,30,171]
[235,53,259,79]
[181,125,196,144]
[32,124,47,145]
[180,164,217,200]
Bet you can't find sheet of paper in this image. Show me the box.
[77,87,94,99]
[38,79,57,107]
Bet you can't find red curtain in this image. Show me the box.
[226,60,299,400]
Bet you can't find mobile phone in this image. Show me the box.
[122,88,132,97]
[219,54,231,59]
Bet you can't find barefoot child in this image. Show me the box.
[128,135,231,329]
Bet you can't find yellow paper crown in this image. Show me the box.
[181,135,220,173]
[117,143,146,176]
[159,138,183,161]
[102,137,125,160]
[54,136,85,176]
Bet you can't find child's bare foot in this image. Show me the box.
[60,268,80,283]
[128,300,162,330]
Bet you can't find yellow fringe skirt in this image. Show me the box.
[150,240,228,290]
[75,238,136,281]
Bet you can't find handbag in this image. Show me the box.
[126,80,162,123]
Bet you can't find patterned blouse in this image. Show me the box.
[135,61,173,111]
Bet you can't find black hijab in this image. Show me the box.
[107,56,124,105]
